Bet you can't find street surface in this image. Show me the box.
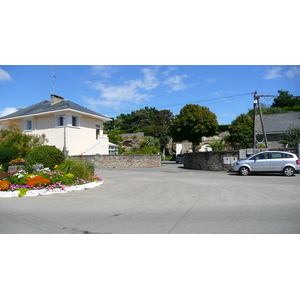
[1,161,299,233]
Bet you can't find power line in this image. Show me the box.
[255,66,273,91]
[102,92,253,116]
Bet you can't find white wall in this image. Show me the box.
[0,112,110,156]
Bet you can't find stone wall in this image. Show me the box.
[71,154,161,168]
[183,151,239,171]
[183,148,298,171]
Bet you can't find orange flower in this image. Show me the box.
[0,180,11,191]
[26,176,50,187]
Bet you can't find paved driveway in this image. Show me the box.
[1,162,299,233]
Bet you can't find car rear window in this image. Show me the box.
[270,152,284,159]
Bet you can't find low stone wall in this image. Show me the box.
[183,151,239,171]
[71,154,161,168]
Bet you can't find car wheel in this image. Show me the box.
[239,166,250,176]
[283,166,295,177]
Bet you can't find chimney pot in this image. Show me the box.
[50,94,64,105]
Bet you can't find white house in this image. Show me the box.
[0,94,112,156]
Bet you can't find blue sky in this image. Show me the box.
[1,65,300,125]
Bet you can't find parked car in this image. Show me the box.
[176,154,184,163]
[233,151,300,176]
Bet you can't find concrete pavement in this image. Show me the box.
[1,162,300,233]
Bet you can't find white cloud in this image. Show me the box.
[85,67,159,109]
[0,67,13,82]
[90,65,121,78]
[0,107,17,117]
[265,66,285,79]
[163,74,190,92]
[285,66,300,79]
[211,91,224,97]
[162,66,177,77]
[204,78,216,83]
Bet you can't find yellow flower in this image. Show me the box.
[54,165,59,169]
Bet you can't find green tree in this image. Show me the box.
[0,124,48,158]
[284,125,300,148]
[114,107,158,133]
[147,109,174,155]
[228,113,253,149]
[271,90,300,111]
[103,118,117,131]
[171,104,218,152]
[106,129,125,154]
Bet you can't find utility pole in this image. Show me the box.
[252,92,276,149]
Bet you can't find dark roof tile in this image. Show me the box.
[0,99,110,120]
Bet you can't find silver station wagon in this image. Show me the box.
[233,151,300,176]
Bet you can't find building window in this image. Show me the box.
[72,116,78,127]
[96,123,100,139]
[56,116,64,126]
[25,119,33,131]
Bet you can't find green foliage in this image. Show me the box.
[284,125,300,148]
[228,113,253,149]
[0,145,18,171]
[37,169,70,185]
[57,158,93,181]
[0,123,48,158]
[18,188,29,197]
[218,124,229,132]
[103,118,117,131]
[8,171,30,185]
[106,129,125,153]
[114,107,159,133]
[271,90,300,110]
[125,136,160,155]
[208,139,226,151]
[147,110,174,152]
[262,106,283,114]
[171,104,218,152]
[83,161,95,175]
[27,145,65,170]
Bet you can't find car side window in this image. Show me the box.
[270,152,283,159]
[284,153,293,158]
[257,153,268,160]
[250,153,268,160]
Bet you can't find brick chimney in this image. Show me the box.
[50,94,65,105]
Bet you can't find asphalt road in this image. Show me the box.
[1,161,299,234]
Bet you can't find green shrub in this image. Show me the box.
[27,145,65,170]
[0,145,18,171]
[83,161,95,174]
[57,158,93,181]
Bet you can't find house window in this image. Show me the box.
[56,116,64,126]
[96,123,100,139]
[72,116,78,127]
[25,119,33,131]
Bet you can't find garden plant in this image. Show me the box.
[0,156,103,197]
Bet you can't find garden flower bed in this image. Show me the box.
[0,167,104,198]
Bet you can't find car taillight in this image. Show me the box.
[296,160,300,165]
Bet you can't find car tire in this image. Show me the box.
[239,166,250,176]
[283,166,295,177]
